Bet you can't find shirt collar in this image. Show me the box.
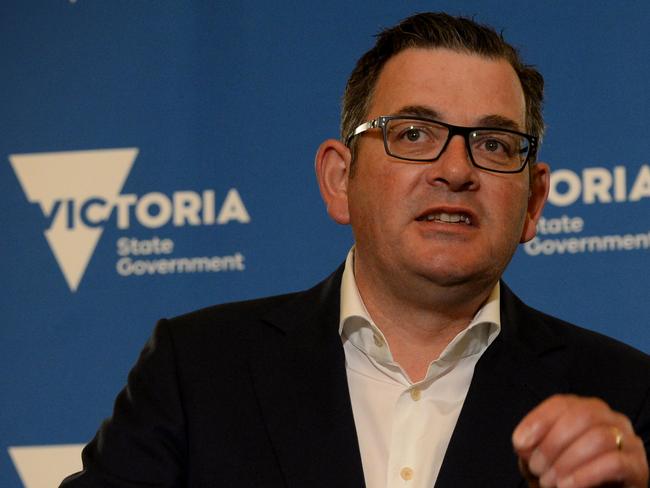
[339,248,501,365]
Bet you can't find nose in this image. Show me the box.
[423,134,480,191]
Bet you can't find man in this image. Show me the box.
[61,12,650,488]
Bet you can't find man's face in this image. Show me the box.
[345,48,548,292]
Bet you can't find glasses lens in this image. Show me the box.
[385,118,448,160]
[469,130,529,172]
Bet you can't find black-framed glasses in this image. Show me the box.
[346,115,537,174]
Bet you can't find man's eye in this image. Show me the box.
[480,138,512,155]
[397,127,432,143]
[484,139,502,152]
[405,129,422,141]
[388,122,441,147]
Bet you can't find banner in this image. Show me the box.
[1,1,648,486]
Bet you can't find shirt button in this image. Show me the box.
[373,334,384,347]
[409,388,421,401]
[400,467,414,481]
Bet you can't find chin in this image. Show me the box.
[418,262,497,289]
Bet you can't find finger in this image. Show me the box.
[538,425,631,487]
[554,450,637,488]
[513,394,574,452]
[518,456,540,488]
[528,399,616,476]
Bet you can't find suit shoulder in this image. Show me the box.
[156,291,306,347]
[170,291,301,326]
[503,283,649,365]
[162,265,343,338]
[501,284,650,392]
[510,300,650,396]
[142,267,342,366]
[532,306,648,366]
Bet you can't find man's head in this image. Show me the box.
[341,12,544,170]
[315,12,550,305]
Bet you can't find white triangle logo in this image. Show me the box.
[8,444,84,488]
[9,148,138,292]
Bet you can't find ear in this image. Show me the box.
[520,162,550,243]
[315,139,352,225]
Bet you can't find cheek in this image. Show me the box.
[346,176,380,233]
[347,168,411,245]
[484,178,530,238]
[352,163,406,209]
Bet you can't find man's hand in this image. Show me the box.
[512,394,648,488]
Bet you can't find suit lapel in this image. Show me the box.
[435,283,568,488]
[248,267,365,488]
[246,273,569,488]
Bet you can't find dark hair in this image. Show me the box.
[341,12,544,167]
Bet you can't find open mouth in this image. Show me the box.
[416,211,473,225]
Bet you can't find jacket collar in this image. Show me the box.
[435,282,568,487]
[251,270,569,488]
[249,265,364,488]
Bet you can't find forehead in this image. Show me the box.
[369,47,526,130]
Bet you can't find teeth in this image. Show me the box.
[423,212,471,224]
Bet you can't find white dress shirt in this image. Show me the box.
[339,249,501,488]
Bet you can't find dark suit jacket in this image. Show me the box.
[61,266,650,487]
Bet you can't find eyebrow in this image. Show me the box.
[393,105,523,132]
[394,105,441,119]
[476,114,522,132]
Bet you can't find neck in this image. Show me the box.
[353,255,496,382]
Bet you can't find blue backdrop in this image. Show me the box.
[2,1,649,486]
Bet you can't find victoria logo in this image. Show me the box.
[10,148,250,292]
[9,148,138,292]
